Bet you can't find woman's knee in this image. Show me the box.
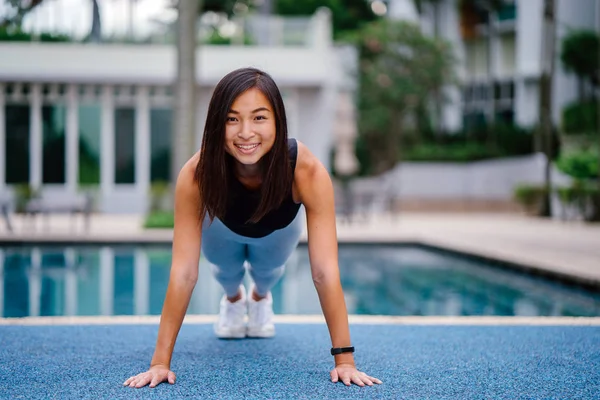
[210,263,246,281]
[249,263,285,278]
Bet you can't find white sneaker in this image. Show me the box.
[214,285,247,339]
[247,285,275,338]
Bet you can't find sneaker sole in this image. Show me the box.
[246,328,275,338]
[214,327,247,339]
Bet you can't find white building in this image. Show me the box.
[0,8,351,214]
[390,0,599,131]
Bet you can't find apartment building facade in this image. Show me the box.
[390,0,599,132]
[0,8,353,214]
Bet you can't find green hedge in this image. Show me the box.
[144,211,174,229]
[513,184,548,215]
[562,100,598,134]
[557,148,599,180]
[403,142,504,162]
[348,123,537,174]
[0,27,71,42]
[514,182,599,221]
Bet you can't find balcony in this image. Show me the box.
[10,1,332,49]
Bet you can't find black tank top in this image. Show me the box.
[221,138,301,238]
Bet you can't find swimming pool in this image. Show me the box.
[1,244,599,318]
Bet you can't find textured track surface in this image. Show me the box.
[1,323,599,399]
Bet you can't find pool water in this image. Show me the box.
[1,244,599,318]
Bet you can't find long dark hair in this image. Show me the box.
[195,67,293,224]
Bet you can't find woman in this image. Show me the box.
[123,67,382,389]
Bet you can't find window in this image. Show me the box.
[493,80,515,124]
[114,108,135,184]
[497,2,516,22]
[150,108,172,182]
[78,105,101,185]
[5,105,30,184]
[462,80,514,127]
[42,105,66,184]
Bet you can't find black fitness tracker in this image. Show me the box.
[330,346,355,356]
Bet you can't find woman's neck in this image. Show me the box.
[234,162,262,189]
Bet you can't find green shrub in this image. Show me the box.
[562,100,598,134]
[557,182,600,222]
[556,148,599,180]
[557,183,598,204]
[404,142,504,162]
[488,123,536,156]
[0,27,71,42]
[513,184,548,215]
[353,122,539,175]
[14,184,39,213]
[149,181,171,212]
[144,211,174,229]
[201,29,253,45]
[560,30,599,88]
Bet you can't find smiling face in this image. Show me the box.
[224,87,276,173]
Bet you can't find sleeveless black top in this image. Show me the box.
[221,138,301,238]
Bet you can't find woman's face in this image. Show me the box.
[224,87,276,168]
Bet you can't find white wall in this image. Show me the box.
[515,80,540,127]
[439,0,464,131]
[0,43,331,86]
[516,0,544,80]
[296,87,331,169]
[383,153,571,200]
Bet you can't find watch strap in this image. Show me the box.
[330,346,355,356]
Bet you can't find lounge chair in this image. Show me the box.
[24,194,93,232]
[1,198,13,232]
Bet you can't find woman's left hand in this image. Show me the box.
[330,363,383,387]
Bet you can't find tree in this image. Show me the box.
[171,0,202,185]
[89,0,102,42]
[560,30,600,101]
[538,0,556,217]
[203,0,252,15]
[559,28,600,222]
[352,19,457,174]
[275,0,378,40]
[0,0,45,29]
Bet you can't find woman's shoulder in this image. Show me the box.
[176,151,201,194]
[293,140,329,183]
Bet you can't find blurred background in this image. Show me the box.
[0,0,597,220]
[0,0,599,318]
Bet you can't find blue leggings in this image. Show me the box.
[201,212,303,298]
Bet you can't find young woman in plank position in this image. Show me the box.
[124,67,382,389]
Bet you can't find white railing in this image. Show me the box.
[15,0,332,48]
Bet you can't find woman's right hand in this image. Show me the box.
[123,365,176,388]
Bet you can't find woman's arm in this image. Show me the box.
[294,141,381,387]
[150,157,202,368]
[124,156,202,389]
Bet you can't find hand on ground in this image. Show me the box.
[330,363,382,387]
[123,365,176,388]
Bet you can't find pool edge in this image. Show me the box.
[1,315,600,326]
